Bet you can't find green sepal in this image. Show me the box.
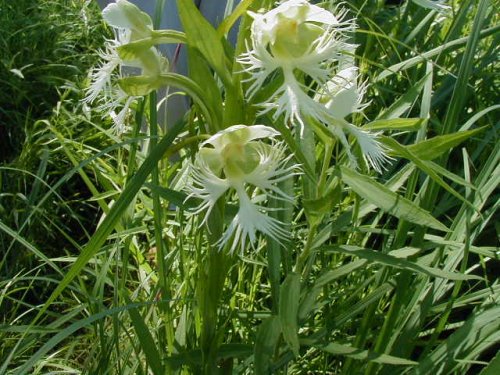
[118,75,163,97]
[117,30,186,61]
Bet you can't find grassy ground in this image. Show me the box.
[0,0,498,374]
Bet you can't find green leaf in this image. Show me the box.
[164,344,252,369]
[422,160,475,189]
[363,118,425,132]
[479,349,500,375]
[298,287,322,322]
[375,25,499,81]
[323,245,481,280]
[143,182,193,208]
[279,273,301,357]
[0,220,62,276]
[339,166,449,232]
[412,0,451,11]
[254,316,282,375]
[441,0,491,135]
[124,296,164,375]
[406,127,486,160]
[378,73,430,119]
[176,0,232,87]
[303,187,337,227]
[313,259,368,288]
[13,302,155,375]
[415,305,500,374]
[318,342,417,365]
[217,0,254,36]
[187,46,223,131]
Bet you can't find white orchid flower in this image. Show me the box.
[186,125,299,253]
[84,0,167,134]
[239,0,355,131]
[239,0,389,172]
[316,65,390,173]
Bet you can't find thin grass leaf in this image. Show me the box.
[375,25,499,81]
[441,0,491,136]
[378,74,430,119]
[13,301,157,375]
[405,127,486,160]
[413,305,500,374]
[459,104,500,131]
[319,342,417,365]
[0,220,63,276]
[323,245,481,281]
[363,118,425,132]
[381,136,476,211]
[27,121,184,327]
[124,295,164,375]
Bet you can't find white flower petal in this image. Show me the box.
[244,143,299,201]
[201,124,279,150]
[218,185,289,254]
[304,4,339,25]
[84,41,121,104]
[186,161,230,223]
[342,122,392,173]
[102,0,152,38]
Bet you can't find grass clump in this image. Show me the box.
[0,0,108,162]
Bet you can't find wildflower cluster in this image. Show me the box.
[239,0,389,172]
[84,0,168,134]
[87,0,391,254]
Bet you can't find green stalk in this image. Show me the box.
[126,97,146,182]
[198,199,231,374]
[149,92,166,290]
[148,91,175,354]
[295,122,318,276]
[295,225,317,277]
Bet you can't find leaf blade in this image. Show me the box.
[339,166,449,232]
